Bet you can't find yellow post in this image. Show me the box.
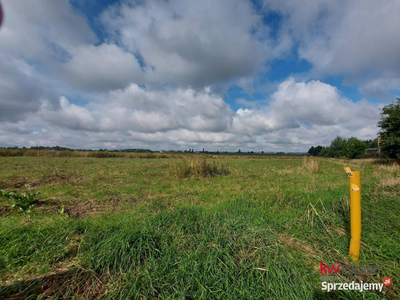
[344,167,361,260]
[191,160,194,169]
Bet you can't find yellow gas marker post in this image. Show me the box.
[344,167,361,260]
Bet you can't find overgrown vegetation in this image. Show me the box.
[0,190,39,212]
[303,155,322,173]
[168,158,230,178]
[0,156,398,299]
[308,136,371,158]
[379,98,400,160]
[307,98,400,161]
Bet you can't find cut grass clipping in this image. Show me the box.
[168,159,230,178]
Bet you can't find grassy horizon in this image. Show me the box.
[0,156,399,299]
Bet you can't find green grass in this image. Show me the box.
[0,156,399,299]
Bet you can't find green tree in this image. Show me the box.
[378,98,400,159]
[329,136,347,157]
[308,145,323,156]
[307,146,315,155]
[364,139,378,149]
[345,137,366,158]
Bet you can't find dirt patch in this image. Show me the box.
[34,198,65,214]
[0,268,108,300]
[0,206,13,217]
[278,233,318,257]
[0,172,84,191]
[0,176,35,189]
[41,172,84,186]
[34,197,140,218]
[380,176,400,188]
[64,200,102,217]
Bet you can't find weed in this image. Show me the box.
[0,190,39,212]
[303,155,322,173]
[168,158,229,178]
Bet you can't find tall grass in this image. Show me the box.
[303,156,322,173]
[168,159,230,178]
[0,149,24,157]
[0,157,399,299]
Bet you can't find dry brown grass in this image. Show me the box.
[278,233,318,257]
[168,159,229,178]
[380,176,400,188]
[1,268,109,300]
[303,156,322,173]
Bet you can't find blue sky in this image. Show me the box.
[0,0,399,151]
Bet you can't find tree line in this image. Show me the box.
[307,137,377,158]
[308,98,400,160]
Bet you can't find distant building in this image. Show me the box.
[366,148,378,153]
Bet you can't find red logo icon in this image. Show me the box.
[383,277,392,286]
[320,261,340,275]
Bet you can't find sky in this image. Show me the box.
[0,0,399,152]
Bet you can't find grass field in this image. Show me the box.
[0,155,399,299]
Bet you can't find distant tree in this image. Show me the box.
[318,147,333,157]
[364,139,378,149]
[330,136,347,157]
[308,145,323,156]
[378,98,400,159]
[238,149,241,153]
[308,146,315,155]
[345,137,367,158]
[314,145,323,156]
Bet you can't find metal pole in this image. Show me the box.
[344,167,361,260]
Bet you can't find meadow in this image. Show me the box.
[0,154,399,299]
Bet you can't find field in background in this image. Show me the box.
[0,155,399,299]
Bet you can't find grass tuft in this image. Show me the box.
[303,156,322,173]
[168,158,230,178]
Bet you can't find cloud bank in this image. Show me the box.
[0,0,392,151]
